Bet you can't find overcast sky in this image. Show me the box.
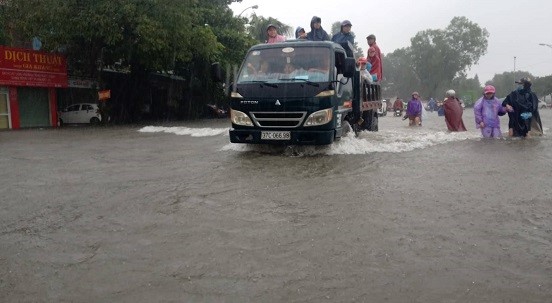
[229,0,552,84]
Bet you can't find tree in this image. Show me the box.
[382,48,420,99]
[532,75,552,99]
[410,17,489,98]
[381,17,488,100]
[451,73,482,106]
[2,0,252,120]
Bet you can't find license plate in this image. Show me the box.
[261,131,291,140]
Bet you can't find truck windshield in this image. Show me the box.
[237,46,332,84]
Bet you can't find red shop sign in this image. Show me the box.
[0,45,68,88]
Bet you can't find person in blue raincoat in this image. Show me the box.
[295,26,307,39]
[331,20,354,45]
[436,99,445,116]
[306,16,329,41]
[427,98,437,112]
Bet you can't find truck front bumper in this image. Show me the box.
[229,129,335,145]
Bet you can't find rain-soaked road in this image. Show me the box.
[1,109,551,302]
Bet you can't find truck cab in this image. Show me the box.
[220,41,380,145]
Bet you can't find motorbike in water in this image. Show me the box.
[393,108,403,117]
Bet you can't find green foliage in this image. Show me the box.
[382,48,422,99]
[2,0,254,120]
[410,17,489,98]
[532,75,552,98]
[451,73,483,106]
[0,5,8,45]
[382,17,488,100]
[198,5,256,67]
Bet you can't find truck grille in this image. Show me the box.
[250,112,307,128]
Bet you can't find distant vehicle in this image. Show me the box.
[393,108,402,117]
[539,100,547,109]
[377,99,388,116]
[58,103,102,125]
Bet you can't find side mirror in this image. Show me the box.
[211,62,224,82]
[338,42,354,58]
[343,58,356,78]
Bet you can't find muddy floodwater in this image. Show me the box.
[1,109,551,302]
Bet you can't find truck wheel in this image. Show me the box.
[362,110,378,131]
[370,110,379,131]
[341,120,351,137]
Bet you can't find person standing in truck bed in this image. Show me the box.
[366,34,382,81]
[307,16,329,41]
[295,26,307,39]
[331,20,354,45]
[266,24,286,44]
[367,46,381,82]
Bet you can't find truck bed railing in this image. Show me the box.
[362,82,381,102]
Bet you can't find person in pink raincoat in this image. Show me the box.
[266,24,286,44]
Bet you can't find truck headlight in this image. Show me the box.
[230,109,253,126]
[304,108,333,127]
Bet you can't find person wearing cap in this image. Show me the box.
[331,20,354,44]
[367,46,381,82]
[443,89,467,132]
[502,77,543,137]
[357,57,373,83]
[366,34,382,80]
[295,26,307,39]
[306,16,329,41]
[266,24,286,44]
[406,92,423,126]
[473,85,507,138]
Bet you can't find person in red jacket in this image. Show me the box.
[393,98,404,111]
[367,46,381,82]
[366,34,382,80]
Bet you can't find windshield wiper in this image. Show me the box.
[279,78,320,87]
[241,80,278,88]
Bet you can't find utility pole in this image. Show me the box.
[513,56,516,89]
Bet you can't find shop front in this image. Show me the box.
[0,45,68,129]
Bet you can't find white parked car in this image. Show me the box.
[59,103,102,125]
[539,100,548,109]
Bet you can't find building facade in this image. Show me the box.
[0,45,68,129]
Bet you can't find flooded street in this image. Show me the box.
[1,109,551,302]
